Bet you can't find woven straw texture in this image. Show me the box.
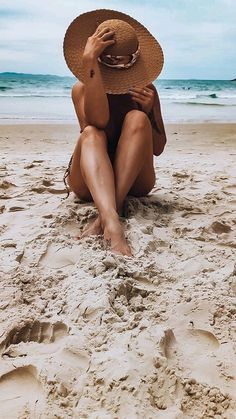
[63,9,164,94]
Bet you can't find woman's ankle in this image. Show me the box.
[100,208,119,228]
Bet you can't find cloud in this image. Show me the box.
[0,8,29,19]
[0,0,235,78]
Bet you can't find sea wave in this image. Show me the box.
[0,115,75,120]
[0,86,13,91]
[0,94,70,98]
[175,101,236,107]
[196,93,218,98]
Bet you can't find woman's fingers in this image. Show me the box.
[96,27,113,38]
[101,30,115,41]
[130,91,148,102]
[130,92,146,102]
[129,90,143,98]
[93,25,102,36]
[103,39,116,47]
[130,86,154,114]
[130,87,153,98]
[93,27,110,38]
[142,86,154,95]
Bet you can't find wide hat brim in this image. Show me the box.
[63,9,164,94]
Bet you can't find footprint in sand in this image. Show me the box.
[222,184,236,195]
[30,178,66,195]
[8,205,28,212]
[42,179,54,187]
[0,321,68,410]
[210,221,232,234]
[172,171,191,179]
[31,185,66,194]
[0,180,18,200]
[0,180,16,190]
[0,320,68,358]
[42,179,67,194]
[163,327,221,386]
[159,329,177,360]
[0,365,45,418]
[186,328,220,349]
[0,321,90,416]
[47,187,67,194]
[24,162,36,169]
[161,328,219,360]
[39,243,80,269]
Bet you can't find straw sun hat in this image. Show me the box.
[63,9,164,94]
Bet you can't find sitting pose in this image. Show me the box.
[63,9,167,256]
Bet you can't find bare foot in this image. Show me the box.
[77,216,102,239]
[103,215,132,257]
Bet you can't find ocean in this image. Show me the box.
[0,72,236,123]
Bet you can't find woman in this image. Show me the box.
[63,10,167,256]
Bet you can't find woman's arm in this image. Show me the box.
[149,84,167,156]
[82,53,109,129]
[71,81,88,131]
[72,26,115,130]
[129,83,167,156]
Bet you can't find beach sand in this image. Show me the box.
[0,123,236,418]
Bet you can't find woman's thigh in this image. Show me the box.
[116,110,156,197]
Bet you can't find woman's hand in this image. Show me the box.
[83,27,116,60]
[129,86,155,114]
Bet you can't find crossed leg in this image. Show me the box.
[67,110,155,256]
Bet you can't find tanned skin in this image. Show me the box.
[67,26,167,256]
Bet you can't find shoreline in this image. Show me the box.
[0,119,236,125]
[0,120,235,125]
[1,121,236,128]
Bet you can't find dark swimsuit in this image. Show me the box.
[63,94,141,198]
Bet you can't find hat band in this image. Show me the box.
[98,46,140,69]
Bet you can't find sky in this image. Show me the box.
[0,0,235,79]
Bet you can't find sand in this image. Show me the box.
[0,122,236,418]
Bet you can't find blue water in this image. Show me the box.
[0,72,236,123]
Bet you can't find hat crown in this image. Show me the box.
[97,19,138,55]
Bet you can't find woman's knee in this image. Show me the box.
[123,110,151,134]
[79,125,107,148]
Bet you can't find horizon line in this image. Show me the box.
[0,71,235,81]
